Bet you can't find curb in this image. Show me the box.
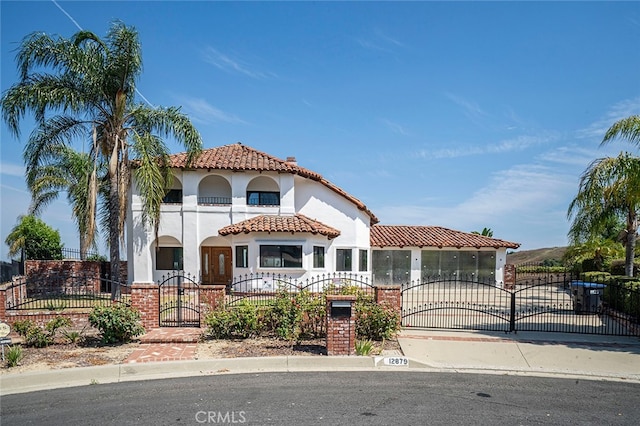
[3,354,638,396]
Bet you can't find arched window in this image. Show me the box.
[246,176,280,206]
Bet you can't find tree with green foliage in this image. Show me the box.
[562,237,624,272]
[568,153,640,276]
[27,145,105,259]
[600,115,640,276]
[471,227,494,237]
[1,21,202,295]
[5,215,63,260]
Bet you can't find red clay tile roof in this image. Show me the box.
[218,214,341,239]
[168,143,379,225]
[370,225,520,249]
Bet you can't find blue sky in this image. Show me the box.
[1,1,640,261]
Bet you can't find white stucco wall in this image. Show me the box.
[129,168,372,283]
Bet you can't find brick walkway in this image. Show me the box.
[123,328,204,364]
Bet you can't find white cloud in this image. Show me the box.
[576,97,640,141]
[380,118,409,136]
[415,133,555,160]
[445,92,488,124]
[0,162,24,177]
[356,29,404,53]
[177,97,247,126]
[201,46,270,79]
[373,164,576,249]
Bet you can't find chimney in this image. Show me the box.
[286,156,297,165]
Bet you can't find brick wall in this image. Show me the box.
[326,295,356,356]
[200,285,226,315]
[375,285,401,312]
[25,259,128,286]
[3,311,91,332]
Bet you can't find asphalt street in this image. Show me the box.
[2,372,639,425]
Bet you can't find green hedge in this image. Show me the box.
[204,286,400,342]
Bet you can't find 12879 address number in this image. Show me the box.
[383,357,408,366]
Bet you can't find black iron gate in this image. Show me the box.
[158,272,200,327]
[401,273,639,336]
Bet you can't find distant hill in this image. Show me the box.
[506,247,568,265]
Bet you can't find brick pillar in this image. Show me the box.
[326,295,356,356]
[504,264,516,290]
[130,282,159,330]
[375,284,401,314]
[200,285,226,316]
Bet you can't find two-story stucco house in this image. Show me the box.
[127,143,519,288]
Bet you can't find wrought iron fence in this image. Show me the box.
[226,272,375,308]
[157,271,200,327]
[401,272,640,336]
[4,273,130,311]
[197,196,232,205]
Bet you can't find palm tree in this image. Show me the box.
[26,144,105,259]
[471,227,494,237]
[1,21,202,297]
[602,115,640,149]
[568,153,640,276]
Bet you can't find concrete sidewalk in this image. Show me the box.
[2,329,639,395]
[397,329,640,382]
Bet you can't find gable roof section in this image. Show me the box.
[370,225,520,249]
[168,143,379,224]
[219,214,341,240]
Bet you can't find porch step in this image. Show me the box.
[139,327,204,344]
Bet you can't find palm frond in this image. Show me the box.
[602,115,640,148]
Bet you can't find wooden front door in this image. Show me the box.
[201,247,233,285]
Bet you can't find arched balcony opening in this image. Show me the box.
[162,176,183,204]
[198,175,232,205]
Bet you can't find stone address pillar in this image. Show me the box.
[326,294,356,356]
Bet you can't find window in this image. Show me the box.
[247,191,280,206]
[359,249,368,272]
[236,246,248,268]
[420,250,496,282]
[156,247,183,270]
[336,249,352,272]
[260,245,302,268]
[162,189,182,203]
[372,250,410,285]
[313,246,325,268]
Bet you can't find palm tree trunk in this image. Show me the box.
[109,148,121,300]
[625,212,637,277]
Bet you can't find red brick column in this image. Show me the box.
[326,295,356,356]
[504,264,516,290]
[375,284,401,313]
[200,285,226,315]
[130,282,159,330]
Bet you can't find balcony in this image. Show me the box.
[198,196,232,206]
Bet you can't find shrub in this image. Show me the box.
[580,271,611,282]
[355,339,374,356]
[295,290,326,338]
[269,287,303,341]
[609,259,640,276]
[5,345,23,367]
[62,329,83,344]
[355,302,400,341]
[603,279,640,320]
[88,304,145,344]
[204,301,264,339]
[13,316,71,347]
